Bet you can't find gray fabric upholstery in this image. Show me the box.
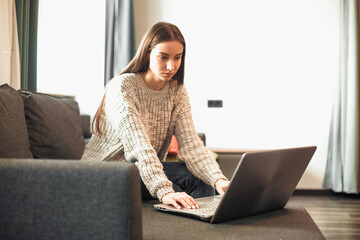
[142,202,325,240]
[81,115,92,139]
[19,90,85,159]
[0,159,143,240]
[0,84,33,158]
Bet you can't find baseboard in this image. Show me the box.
[293,189,360,198]
[293,189,334,196]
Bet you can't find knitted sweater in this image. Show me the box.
[81,73,227,200]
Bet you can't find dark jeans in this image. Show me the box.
[141,161,215,200]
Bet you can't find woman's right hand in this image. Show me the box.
[161,192,199,210]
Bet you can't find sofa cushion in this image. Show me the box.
[0,84,33,158]
[142,202,325,240]
[81,115,92,139]
[19,90,85,159]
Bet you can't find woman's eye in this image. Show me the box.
[175,56,181,61]
[159,56,168,60]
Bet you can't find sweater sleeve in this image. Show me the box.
[175,87,228,187]
[104,76,175,200]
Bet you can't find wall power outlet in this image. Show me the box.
[208,100,223,108]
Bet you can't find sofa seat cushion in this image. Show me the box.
[19,90,85,159]
[142,201,325,240]
[0,84,33,158]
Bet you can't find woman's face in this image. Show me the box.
[147,40,184,82]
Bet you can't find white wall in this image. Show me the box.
[134,0,340,188]
[37,0,339,189]
[37,0,105,116]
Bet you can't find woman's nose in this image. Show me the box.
[166,60,174,71]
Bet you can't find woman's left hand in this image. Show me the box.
[215,179,230,195]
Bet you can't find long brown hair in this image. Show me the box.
[92,22,186,136]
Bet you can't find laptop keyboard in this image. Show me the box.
[188,202,218,213]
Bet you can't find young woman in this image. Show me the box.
[81,22,229,210]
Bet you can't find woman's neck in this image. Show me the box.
[141,71,166,91]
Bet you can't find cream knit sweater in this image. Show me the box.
[81,73,227,200]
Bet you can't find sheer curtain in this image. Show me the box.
[104,0,135,84]
[323,0,360,194]
[0,0,21,89]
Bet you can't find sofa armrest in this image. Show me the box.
[0,159,142,240]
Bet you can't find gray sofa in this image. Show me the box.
[0,84,325,240]
[0,84,142,239]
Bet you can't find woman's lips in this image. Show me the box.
[163,73,174,78]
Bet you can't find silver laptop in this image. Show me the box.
[154,146,317,223]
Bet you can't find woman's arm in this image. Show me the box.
[104,75,175,200]
[174,87,228,188]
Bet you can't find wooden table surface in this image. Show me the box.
[208,148,267,154]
